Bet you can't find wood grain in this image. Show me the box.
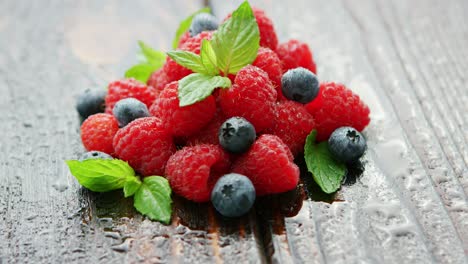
[210,0,468,263]
[1,0,467,263]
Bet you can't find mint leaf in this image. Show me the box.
[138,41,166,67]
[123,176,142,197]
[178,73,231,106]
[167,50,206,73]
[304,130,347,194]
[134,176,172,224]
[125,41,166,83]
[124,64,155,83]
[172,7,211,49]
[167,41,218,76]
[66,159,135,192]
[211,1,259,74]
[200,39,218,75]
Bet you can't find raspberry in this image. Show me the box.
[252,47,283,98]
[165,144,230,202]
[147,68,170,97]
[186,110,226,146]
[164,31,214,83]
[253,8,279,51]
[113,117,175,176]
[177,31,191,48]
[232,134,299,196]
[149,81,216,137]
[266,101,315,156]
[105,78,156,113]
[305,82,370,141]
[80,113,119,155]
[219,65,277,132]
[224,8,278,51]
[277,39,317,74]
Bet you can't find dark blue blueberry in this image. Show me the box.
[79,151,113,161]
[189,13,218,37]
[281,67,319,104]
[76,89,106,119]
[219,117,256,154]
[112,98,150,127]
[328,127,367,164]
[211,173,256,218]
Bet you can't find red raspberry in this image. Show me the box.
[252,47,283,98]
[305,82,370,141]
[266,101,315,156]
[177,31,191,48]
[147,68,169,97]
[224,8,278,51]
[253,8,279,51]
[149,81,216,137]
[164,31,214,83]
[165,144,230,202]
[277,39,317,74]
[113,117,175,176]
[80,113,119,155]
[186,110,226,146]
[105,78,156,113]
[219,65,277,132]
[232,134,299,196]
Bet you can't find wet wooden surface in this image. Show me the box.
[0,0,467,263]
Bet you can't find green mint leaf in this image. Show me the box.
[167,50,206,73]
[123,176,142,197]
[124,63,155,83]
[133,176,172,224]
[138,41,166,67]
[125,41,166,83]
[172,7,211,49]
[178,73,231,106]
[66,159,135,192]
[200,39,218,75]
[304,130,347,194]
[211,1,259,74]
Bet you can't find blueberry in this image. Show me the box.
[211,173,256,218]
[219,117,256,154]
[112,98,150,127]
[281,67,319,104]
[76,89,106,120]
[79,151,113,161]
[328,127,367,164]
[189,13,218,37]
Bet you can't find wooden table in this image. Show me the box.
[1,0,467,263]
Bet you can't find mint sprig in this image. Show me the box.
[172,7,211,49]
[66,159,172,224]
[66,159,135,192]
[125,41,166,83]
[210,1,259,74]
[169,1,259,107]
[179,73,231,106]
[134,176,172,224]
[304,130,347,194]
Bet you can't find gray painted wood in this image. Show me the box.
[210,0,468,263]
[1,0,467,263]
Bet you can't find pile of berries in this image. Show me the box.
[76,7,370,218]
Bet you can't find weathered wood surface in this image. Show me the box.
[1,0,467,263]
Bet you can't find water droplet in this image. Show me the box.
[52,182,68,192]
[111,238,132,253]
